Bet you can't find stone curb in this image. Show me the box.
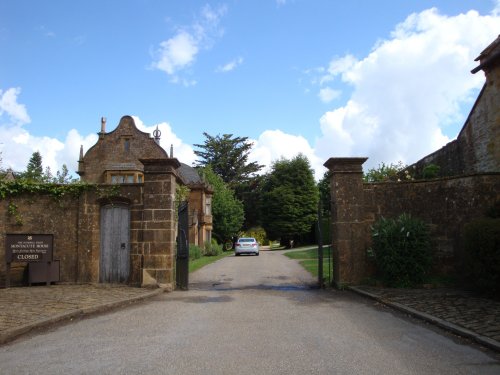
[0,288,165,346]
[349,286,500,353]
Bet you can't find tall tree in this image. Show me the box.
[55,164,72,184]
[194,133,263,187]
[199,166,245,243]
[317,170,332,216]
[237,174,264,230]
[261,154,319,245]
[24,151,44,182]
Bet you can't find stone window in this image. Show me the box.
[109,172,143,184]
[205,197,212,215]
[123,138,130,152]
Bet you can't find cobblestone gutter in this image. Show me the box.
[350,286,500,352]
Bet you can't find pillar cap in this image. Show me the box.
[324,157,368,172]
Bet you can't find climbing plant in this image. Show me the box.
[0,180,119,201]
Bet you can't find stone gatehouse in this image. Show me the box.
[1,116,212,288]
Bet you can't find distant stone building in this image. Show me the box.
[0,115,213,288]
[77,115,213,247]
[177,163,213,246]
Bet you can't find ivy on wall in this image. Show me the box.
[0,180,120,200]
[1,181,122,226]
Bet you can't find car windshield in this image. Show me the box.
[238,238,255,242]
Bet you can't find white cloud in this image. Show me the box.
[319,54,357,85]
[0,87,31,124]
[0,121,97,176]
[0,89,192,177]
[0,86,97,176]
[132,116,196,165]
[314,7,500,170]
[153,31,199,75]
[494,0,500,16]
[216,57,244,72]
[249,129,326,180]
[152,4,227,84]
[318,87,341,103]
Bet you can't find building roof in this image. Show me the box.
[471,34,500,74]
[178,163,203,185]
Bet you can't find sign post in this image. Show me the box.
[5,234,54,287]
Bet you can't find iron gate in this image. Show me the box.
[317,202,332,288]
[176,201,189,290]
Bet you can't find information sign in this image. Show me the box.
[5,234,53,263]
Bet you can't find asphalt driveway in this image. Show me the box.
[0,250,499,374]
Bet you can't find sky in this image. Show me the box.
[0,0,499,180]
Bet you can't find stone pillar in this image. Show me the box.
[140,158,180,289]
[324,157,368,288]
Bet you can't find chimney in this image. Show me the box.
[100,117,107,133]
[77,145,85,176]
[170,144,174,158]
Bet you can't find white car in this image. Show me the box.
[234,237,260,256]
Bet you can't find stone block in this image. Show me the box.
[143,254,168,269]
[142,269,158,287]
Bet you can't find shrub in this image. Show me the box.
[422,164,440,179]
[363,161,410,182]
[463,218,500,296]
[189,245,202,260]
[241,227,269,246]
[204,240,222,256]
[371,214,433,287]
[486,201,500,219]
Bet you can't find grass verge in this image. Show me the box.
[284,247,332,279]
[189,251,233,273]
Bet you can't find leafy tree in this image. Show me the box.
[55,164,73,184]
[199,166,244,243]
[18,152,74,184]
[261,154,319,245]
[364,161,409,182]
[317,170,332,216]
[24,151,44,182]
[237,174,265,230]
[44,166,53,183]
[194,132,263,187]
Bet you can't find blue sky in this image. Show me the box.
[1,0,499,180]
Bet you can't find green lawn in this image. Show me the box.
[284,247,332,280]
[189,251,233,273]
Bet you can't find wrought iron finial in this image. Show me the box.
[153,126,161,144]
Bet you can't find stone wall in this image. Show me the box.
[326,157,500,286]
[0,159,180,288]
[0,195,80,285]
[364,173,500,275]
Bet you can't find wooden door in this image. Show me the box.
[100,205,130,283]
